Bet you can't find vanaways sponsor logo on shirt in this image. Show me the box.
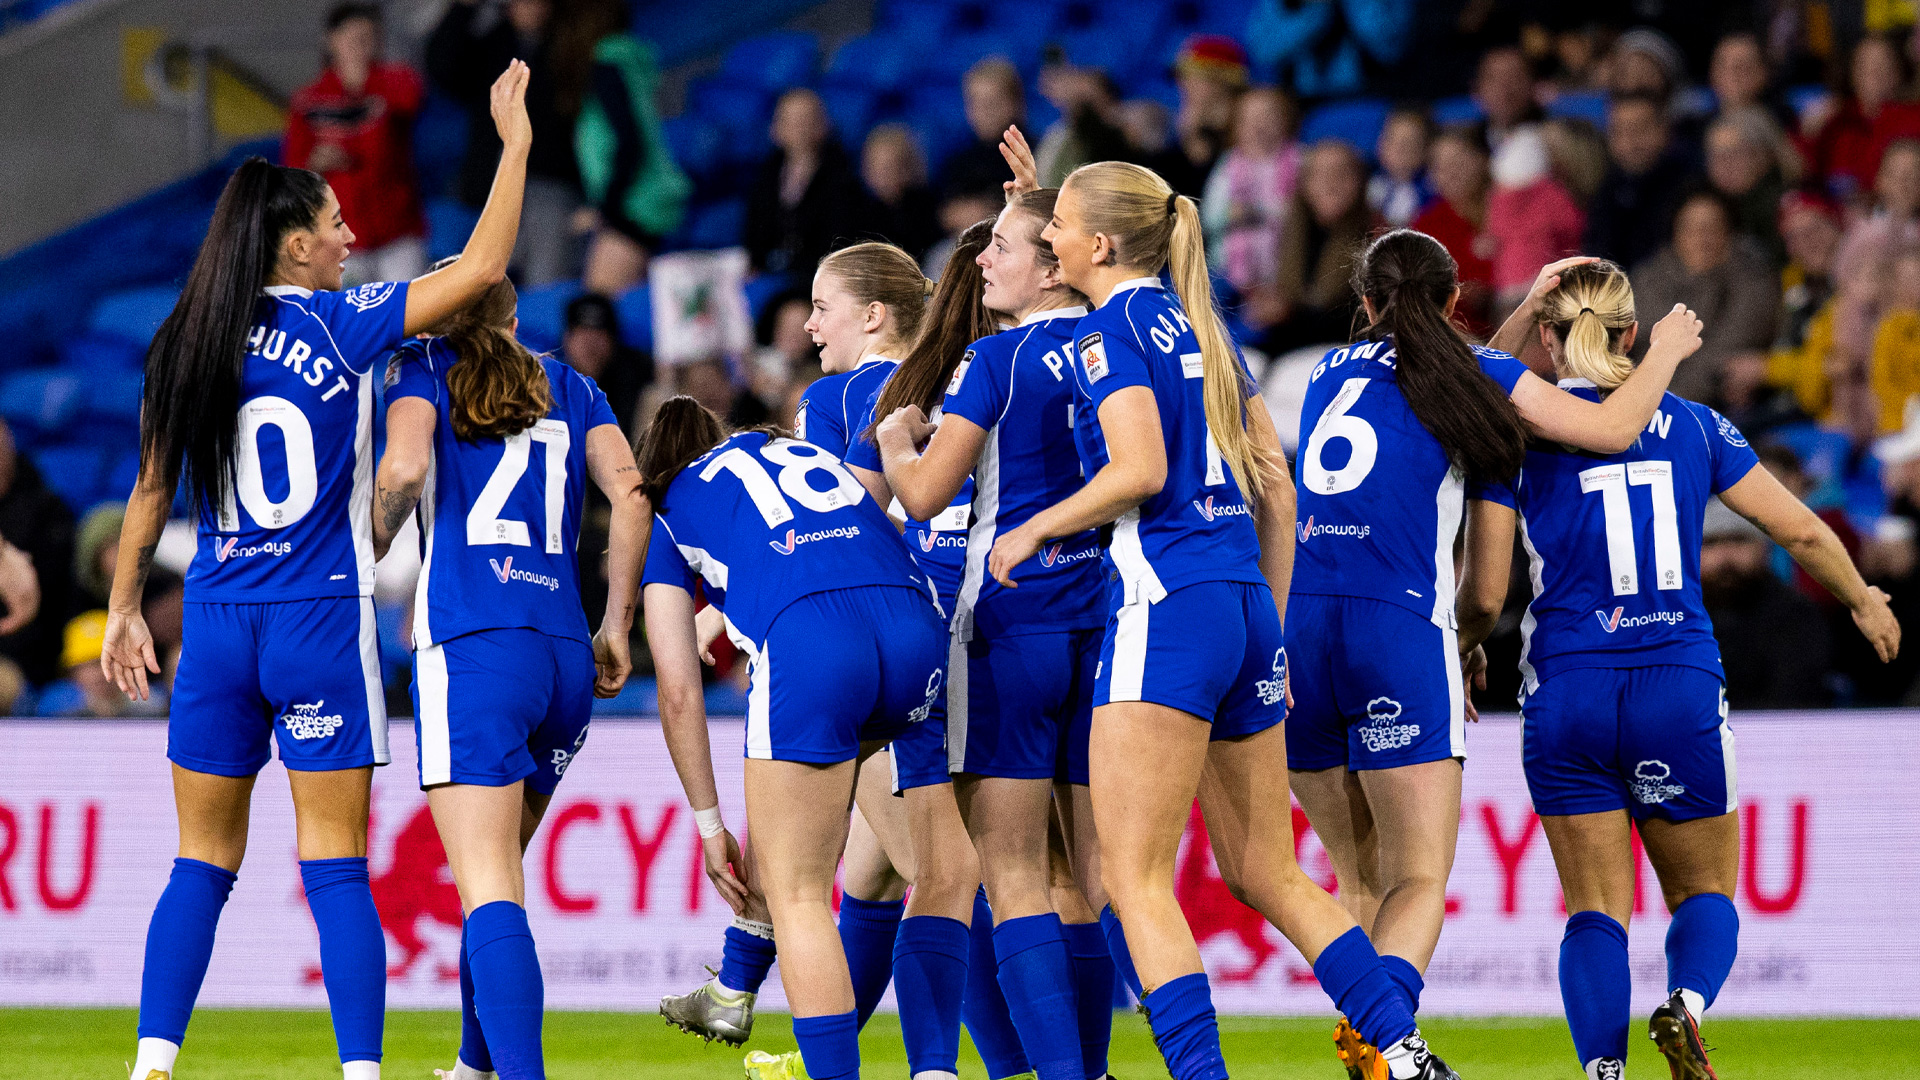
[1295,515,1369,543]
[768,525,862,555]
[214,538,294,562]
[1593,607,1686,633]
[1040,542,1100,567]
[489,556,561,591]
[1191,495,1251,523]
[917,530,965,553]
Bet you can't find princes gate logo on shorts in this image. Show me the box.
[1191,496,1251,522]
[768,525,862,555]
[1295,515,1370,543]
[282,700,345,740]
[489,556,561,591]
[1593,607,1686,633]
[214,538,293,562]
[1357,697,1420,753]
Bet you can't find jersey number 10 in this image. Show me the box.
[1579,461,1682,596]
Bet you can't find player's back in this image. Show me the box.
[1482,386,1760,694]
[649,430,931,646]
[188,281,409,602]
[396,339,616,648]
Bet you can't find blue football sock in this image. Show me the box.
[1312,927,1416,1050]
[459,922,493,1074]
[1141,971,1229,1080]
[992,913,1083,1080]
[136,858,238,1045]
[1560,910,1630,1068]
[893,915,969,1077]
[1666,893,1739,1012]
[792,1011,860,1080]
[300,857,386,1064]
[1065,921,1115,1080]
[1379,953,1425,1015]
[1099,904,1143,1002]
[964,889,1029,1079]
[838,894,906,1029]
[466,901,544,1080]
[719,920,777,995]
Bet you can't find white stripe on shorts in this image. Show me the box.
[745,640,772,759]
[1108,598,1150,703]
[1719,687,1737,813]
[359,597,389,764]
[945,631,970,773]
[1438,618,1466,762]
[416,643,450,785]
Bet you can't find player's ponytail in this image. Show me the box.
[1063,161,1279,499]
[437,271,555,441]
[140,156,328,512]
[636,395,726,504]
[1354,228,1527,483]
[1539,259,1636,390]
[861,218,996,447]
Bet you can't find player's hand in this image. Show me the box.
[1853,585,1902,662]
[1518,256,1598,320]
[987,522,1042,587]
[101,608,160,702]
[694,604,726,665]
[591,624,631,698]
[878,404,937,453]
[1461,645,1488,722]
[702,828,750,914]
[1647,304,1704,363]
[1000,125,1039,199]
[0,542,40,636]
[490,60,532,152]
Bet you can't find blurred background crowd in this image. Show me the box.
[3,0,1920,716]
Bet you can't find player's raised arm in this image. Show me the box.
[403,60,530,335]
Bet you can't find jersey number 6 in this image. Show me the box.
[1301,377,1378,495]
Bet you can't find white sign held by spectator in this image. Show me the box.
[648,248,752,367]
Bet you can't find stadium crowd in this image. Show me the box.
[8,0,1920,714]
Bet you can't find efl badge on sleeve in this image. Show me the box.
[946,350,975,395]
[1079,332,1108,383]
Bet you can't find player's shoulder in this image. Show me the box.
[1672,394,1749,450]
[1308,337,1392,385]
[313,281,404,318]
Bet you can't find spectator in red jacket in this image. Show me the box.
[285,3,427,285]
[1803,34,1920,206]
[1411,123,1494,336]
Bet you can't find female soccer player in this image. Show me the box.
[1457,260,1898,1080]
[873,189,1117,1080]
[369,268,647,1080]
[986,160,1454,1080]
[638,397,949,1080]
[1284,233,1703,1078]
[99,61,534,1080]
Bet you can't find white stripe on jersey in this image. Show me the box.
[951,322,1037,642]
[416,643,452,785]
[410,445,440,648]
[1429,467,1464,629]
[745,640,772,759]
[1515,510,1547,698]
[1110,508,1168,606]
[350,369,377,595]
[1108,598,1151,701]
[358,596,390,763]
[944,632,971,773]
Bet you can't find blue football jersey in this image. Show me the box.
[843,373,974,607]
[1291,337,1531,626]
[1070,278,1263,604]
[1471,385,1761,695]
[387,339,619,647]
[794,358,898,457]
[641,430,935,647]
[186,281,410,602]
[942,307,1104,640]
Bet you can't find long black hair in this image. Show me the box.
[1353,229,1527,483]
[141,157,330,512]
[636,395,728,505]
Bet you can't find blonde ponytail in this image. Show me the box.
[1539,259,1636,390]
[1065,162,1277,499]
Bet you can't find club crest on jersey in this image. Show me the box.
[1254,648,1287,706]
[282,700,345,740]
[1078,332,1108,382]
[1630,760,1686,804]
[908,668,944,724]
[1715,411,1748,447]
[344,282,399,311]
[1357,697,1421,753]
[946,351,974,395]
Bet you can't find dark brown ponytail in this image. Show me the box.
[441,276,554,441]
[861,218,997,445]
[636,395,727,504]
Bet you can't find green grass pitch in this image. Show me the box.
[5,1008,1916,1078]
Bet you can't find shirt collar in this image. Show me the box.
[854,355,897,369]
[1557,377,1596,389]
[263,285,313,298]
[1019,305,1089,326]
[1100,277,1161,306]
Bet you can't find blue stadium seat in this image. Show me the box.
[679,199,748,253]
[818,85,877,146]
[1300,98,1392,156]
[104,449,141,503]
[30,442,108,513]
[515,280,584,357]
[1431,95,1485,127]
[720,31,819,91]
[86,286,179,347]
[59,334,145,374]
[412,92,470,200]
[688,77,774,162]
[874,0,956,40]
[32,679,84,718]
[82,370,143,424]
[824,34,917,95]
[1545,91,1609,130]
[0,370,84,433]
[1054,27,1144,75]
[663,114,727,183]
[743,272,797,324]
[425,198,481,262]
[614,284,655,353]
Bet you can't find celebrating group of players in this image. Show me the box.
[99,60,1900,1080]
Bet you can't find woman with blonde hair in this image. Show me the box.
[1458,258,1898,1080]
[981,159,1456,1080]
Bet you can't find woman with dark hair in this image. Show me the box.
[1285,233,1702,1077]
[370,269,648,1080]
[99,61,534,1080]
[637,397,948,1080]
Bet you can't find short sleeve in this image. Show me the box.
[944,342,1009,431]
[641,515,695,592]
[1473,347,1531,395]
[797,380,848,457]
[1076,324,1152,411]
[1467,475,1517,509]
[314,281,411,375]
[1699,405,1761,493]
[842,385,884,471]
[384,340,440,405]
[579,369,619,431]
